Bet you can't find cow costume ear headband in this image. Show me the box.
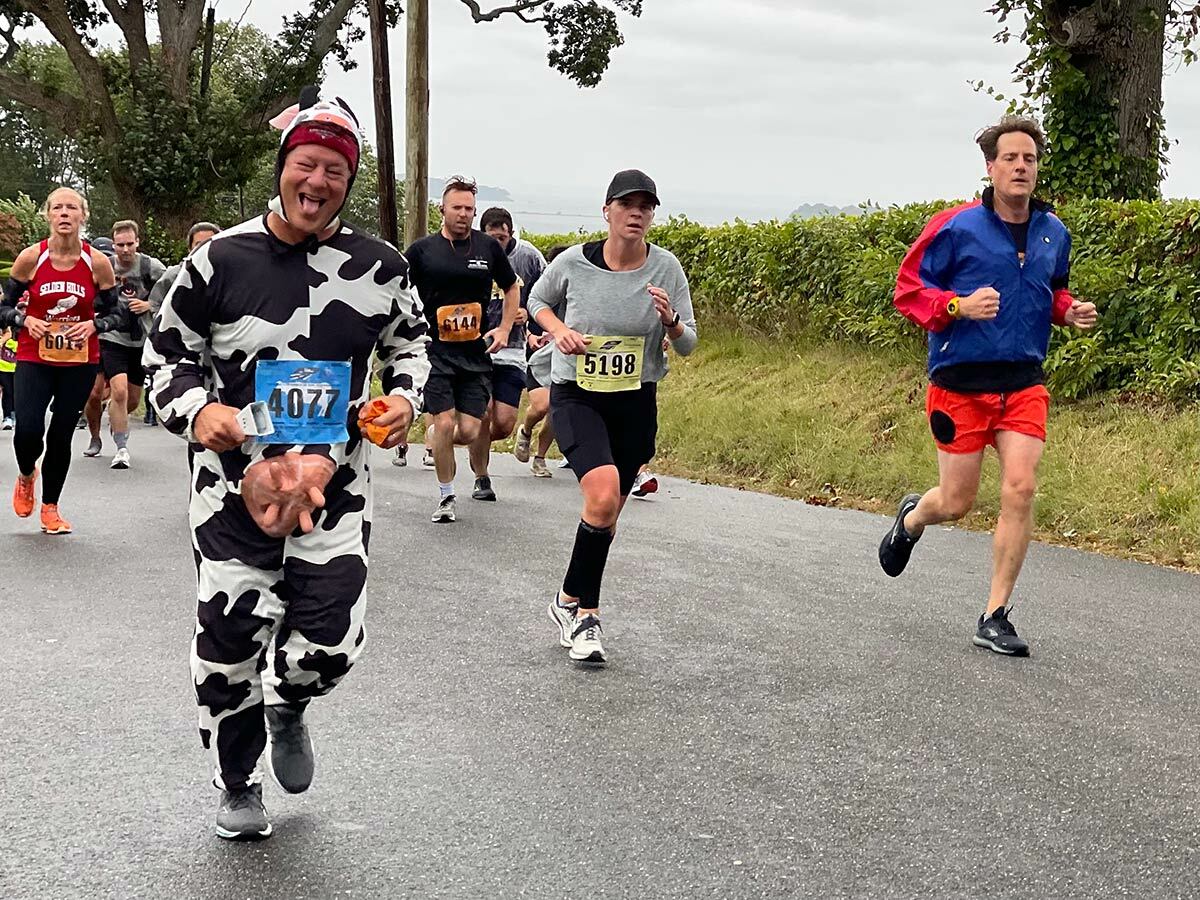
[269,87,364,228]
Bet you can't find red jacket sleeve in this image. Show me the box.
[894,202,975,333]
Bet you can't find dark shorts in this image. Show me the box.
[926,384,1050,454]
[423,354,491,419]
[550,380,657,496]
[100,342,146,384]
[525,368,547,392]
[491,363,526,409]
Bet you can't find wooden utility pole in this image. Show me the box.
[199,7,215,101]
[368,0,398,246]
[404,0,429,246]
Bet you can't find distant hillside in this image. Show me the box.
[790,203,864,219]
[428,177,512,203]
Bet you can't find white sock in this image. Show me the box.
[438,481,454,499]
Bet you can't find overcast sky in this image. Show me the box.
[35,1,1200,225]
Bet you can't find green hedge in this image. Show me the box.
[529,199,1200,400]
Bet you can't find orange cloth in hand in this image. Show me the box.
[359,398,391,447]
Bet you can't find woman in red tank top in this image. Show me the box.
[0,187,123,534]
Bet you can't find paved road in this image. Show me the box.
[2,422,1199,899]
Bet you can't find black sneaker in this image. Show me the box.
[214,784,272,841]
[878,492,923,577]
[472,476,497,501]
[973,606,1029,656]
[265,703,314,794]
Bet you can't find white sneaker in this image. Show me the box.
[557,456,572,469]
[83,436,102,457]
[514,425,532,463]
[631,471,658,498]
[111,447,130,469]
[547,596,577,649]
[568,615,606,664]
[1,416,12,430]
[431,494,456,523]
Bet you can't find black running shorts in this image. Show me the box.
[100,342,146,384]
[550,380,657,496]
[491,363,525,409]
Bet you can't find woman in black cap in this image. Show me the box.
[528,169,698,665]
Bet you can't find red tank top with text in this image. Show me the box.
[17,240,99,366]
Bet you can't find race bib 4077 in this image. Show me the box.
[254,360,351,444]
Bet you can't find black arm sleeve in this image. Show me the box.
[93,285,129,335]
[0,277,29,328]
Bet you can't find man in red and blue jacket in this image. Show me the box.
[878,116,1097,657]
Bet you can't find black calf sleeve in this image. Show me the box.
[562,518,615,610]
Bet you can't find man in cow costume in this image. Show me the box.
[145,88,429,840]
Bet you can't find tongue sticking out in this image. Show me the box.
[299,195,323,217]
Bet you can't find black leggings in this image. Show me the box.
[13,362,99,505]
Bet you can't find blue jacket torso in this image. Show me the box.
[919,195,1071,375]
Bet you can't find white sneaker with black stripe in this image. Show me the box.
[547,596,577,649]
[569,615,606,664]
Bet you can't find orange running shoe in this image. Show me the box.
[12,469,36,518]
[40,504,72,535]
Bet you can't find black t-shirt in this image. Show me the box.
[405,229,517,370]
[582,240,652,271]
[1005,219,1029,258]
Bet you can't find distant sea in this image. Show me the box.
[503,189,796,238]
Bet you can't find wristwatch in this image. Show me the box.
[669,311,681,328]
[946,298,961,319]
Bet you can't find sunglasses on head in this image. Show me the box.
[444,174,478,194]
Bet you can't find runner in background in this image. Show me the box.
[514,244,567,477]
[462,206,547,499]
[81,219,165,467]
[403,177,518,523]
[1,187,124,534]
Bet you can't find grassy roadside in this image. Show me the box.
[646,327,1200,570]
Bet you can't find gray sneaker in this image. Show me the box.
[392,445,407,467]
[432,494,456,523]
[514,425,532,463]
[214,784,272,841]
[83,436,102,457]
[531,457,552,478]
[265,703,314,794]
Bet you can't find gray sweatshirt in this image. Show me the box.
[527,243,698,385]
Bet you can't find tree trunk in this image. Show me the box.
[1046,0,1168,197]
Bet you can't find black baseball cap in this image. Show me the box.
[605,169,660,206]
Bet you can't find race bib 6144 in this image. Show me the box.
[254,360,351,444]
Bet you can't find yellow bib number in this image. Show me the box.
[39,322,88,364]
[576,335,643,392]
[436,302,482,342]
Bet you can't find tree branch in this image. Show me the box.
[100,0,152,78]
[17,0,120,142]
[0,67,85,124]
[248,0,361,126]
[457,0,549,24]
[0,14,18,67]
[157,0,208,103]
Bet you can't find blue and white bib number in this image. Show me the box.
[254,360,351,445]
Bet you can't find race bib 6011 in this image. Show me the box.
[254,360,351,444]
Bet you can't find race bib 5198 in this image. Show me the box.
[254,360,351,444]
[576,335,644,393]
